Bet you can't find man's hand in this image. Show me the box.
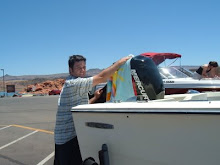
[117,55,133,66]
[94,88,103,99]
[89,88,103,104]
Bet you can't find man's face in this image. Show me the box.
[70,61,86,77]
[208,65,213,70]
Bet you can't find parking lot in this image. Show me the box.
[0,95,59,165]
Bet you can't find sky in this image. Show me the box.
[0,0,220,76]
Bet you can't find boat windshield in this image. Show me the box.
[178,67,194,77]
[159,67,189,79]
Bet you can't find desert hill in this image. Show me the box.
[0,69,103,94]
[0,68,102,81]
[25,79,65,94]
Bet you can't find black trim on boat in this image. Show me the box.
[86,122,114,129]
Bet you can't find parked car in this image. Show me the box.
[48,89,61,95]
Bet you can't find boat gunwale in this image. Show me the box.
[71,107,220,114]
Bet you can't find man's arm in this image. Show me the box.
[202,66,208,78]
[209,67,217,78]
[92,56,131,87]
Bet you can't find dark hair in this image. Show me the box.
[68,55,86,68]
[209,61,218,67]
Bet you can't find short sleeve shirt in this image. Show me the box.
[54,75,93,144]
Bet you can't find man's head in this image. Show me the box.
[69,55,86,77]
[208,61,218,68]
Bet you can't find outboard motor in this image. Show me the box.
[130,55,164,100]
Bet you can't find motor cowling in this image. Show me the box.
[130,55,164,100]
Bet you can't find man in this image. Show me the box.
[54,55,131,165]
[193,61,218,79]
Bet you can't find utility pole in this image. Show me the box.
[1,69,5,97]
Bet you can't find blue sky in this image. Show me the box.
[0,0,220,76]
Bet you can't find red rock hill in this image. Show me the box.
[24,79,65,94]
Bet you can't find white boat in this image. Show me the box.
[140,52,220,95]
[72,54,220,165]
[72,92,220,165]
[160,66,220,94]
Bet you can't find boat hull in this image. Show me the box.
[163,78,220,94]
[73,102,220,165]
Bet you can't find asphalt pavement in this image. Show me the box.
[0,95,59,165]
